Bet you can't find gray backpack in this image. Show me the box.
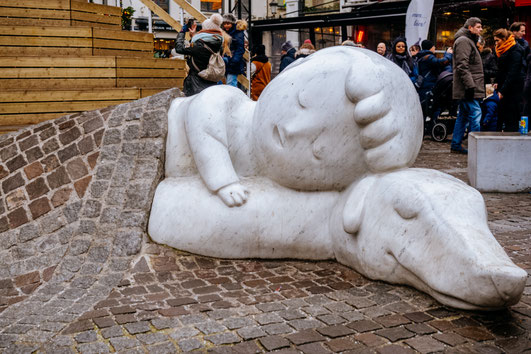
[191,42,225,82]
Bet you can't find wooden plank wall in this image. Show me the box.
[0,26,155,58]
[0,0,121,29]
[0,57,185,131]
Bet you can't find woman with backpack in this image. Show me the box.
[175,14,225,96]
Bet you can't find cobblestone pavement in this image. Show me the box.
[13,137,526,354]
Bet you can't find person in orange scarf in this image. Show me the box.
[250,44,271,101]
[493,28,525,131]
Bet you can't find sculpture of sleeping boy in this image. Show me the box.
[164,46,423,206]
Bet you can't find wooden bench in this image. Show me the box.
[0,56,185,132]
[0,87,172,133]
[0,26,154,58]
[0,88,140,132]
[0,56,185,90]
[0,0,121,29]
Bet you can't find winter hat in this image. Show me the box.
[392,37,407,52]
[222,13,237,24]
[281,41,293,52]
[202,13,223,31]
[421,39,433,50]
[304,39,312,44]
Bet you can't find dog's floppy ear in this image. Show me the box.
[343,175,377,234]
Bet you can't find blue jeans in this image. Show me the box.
[226,74,238,87]
[451,99,481,149]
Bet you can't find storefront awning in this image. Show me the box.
[516,0,531,6]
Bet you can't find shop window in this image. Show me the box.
[313,26,341,49]
[153,0,169,12]
[201,0,222,12]
[302,0,339,15]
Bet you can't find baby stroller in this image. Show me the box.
[421,70,457,142]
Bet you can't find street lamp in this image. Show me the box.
[269,0,279,16]
[269,0,285,17]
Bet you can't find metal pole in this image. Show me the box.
[248,0,252,50]
[247,0,252,98]
[237,0,242,19]
[148,10,153,33]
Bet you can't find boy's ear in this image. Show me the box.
[343,175,376,234]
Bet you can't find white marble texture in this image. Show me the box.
[148,47,527,310]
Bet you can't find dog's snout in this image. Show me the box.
[491,266,527,304]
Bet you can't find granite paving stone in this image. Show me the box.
[237,325,267,340]
[259,335,291,351]
[404,336,447,353]
[205,332,240,345]
[286,329,326,345]
[297,341,334,354]
[375,327,415,342]
[317,324,356,338]
[109,337,140,351]
[77,342,111,354]
[145,341,176,354]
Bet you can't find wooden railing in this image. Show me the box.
[0,26,154,58]
[0,0,121,29]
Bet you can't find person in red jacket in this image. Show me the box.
[250,44,271,101]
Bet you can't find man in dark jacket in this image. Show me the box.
[511,22,530,115]
[279,41,296,73]
[510,22,529,65]
[222,13,245,88]
[450,17,484,154]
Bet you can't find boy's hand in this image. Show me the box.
[217,183,249,207]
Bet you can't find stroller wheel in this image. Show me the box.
[431,122,447,142]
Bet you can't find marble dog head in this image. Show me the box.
[333,168,527,310]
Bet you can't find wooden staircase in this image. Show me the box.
[0,0,185,133]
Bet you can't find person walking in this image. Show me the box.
[279,41,296,73]
[222,13,245,88]
[477,36,497,84]
[493,28,524,132]
[450,17,485,154]
[296,39,316,59]
[175,14,224,96]
[386,37,418,86]
[510,22,529,59]
[250,44,271,101]
[416,39,453,102]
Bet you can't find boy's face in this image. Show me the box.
[222,22,233,31]
[252,62,366,190]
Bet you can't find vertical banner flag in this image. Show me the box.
[405,0,434,49]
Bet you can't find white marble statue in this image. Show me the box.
[148,47,527,310]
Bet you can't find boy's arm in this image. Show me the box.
[184,92,249,206]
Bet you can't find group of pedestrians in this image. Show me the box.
[176,13,530,144]
[379,18,529,154]
[451,18,528,154]
[175,13,247,97]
